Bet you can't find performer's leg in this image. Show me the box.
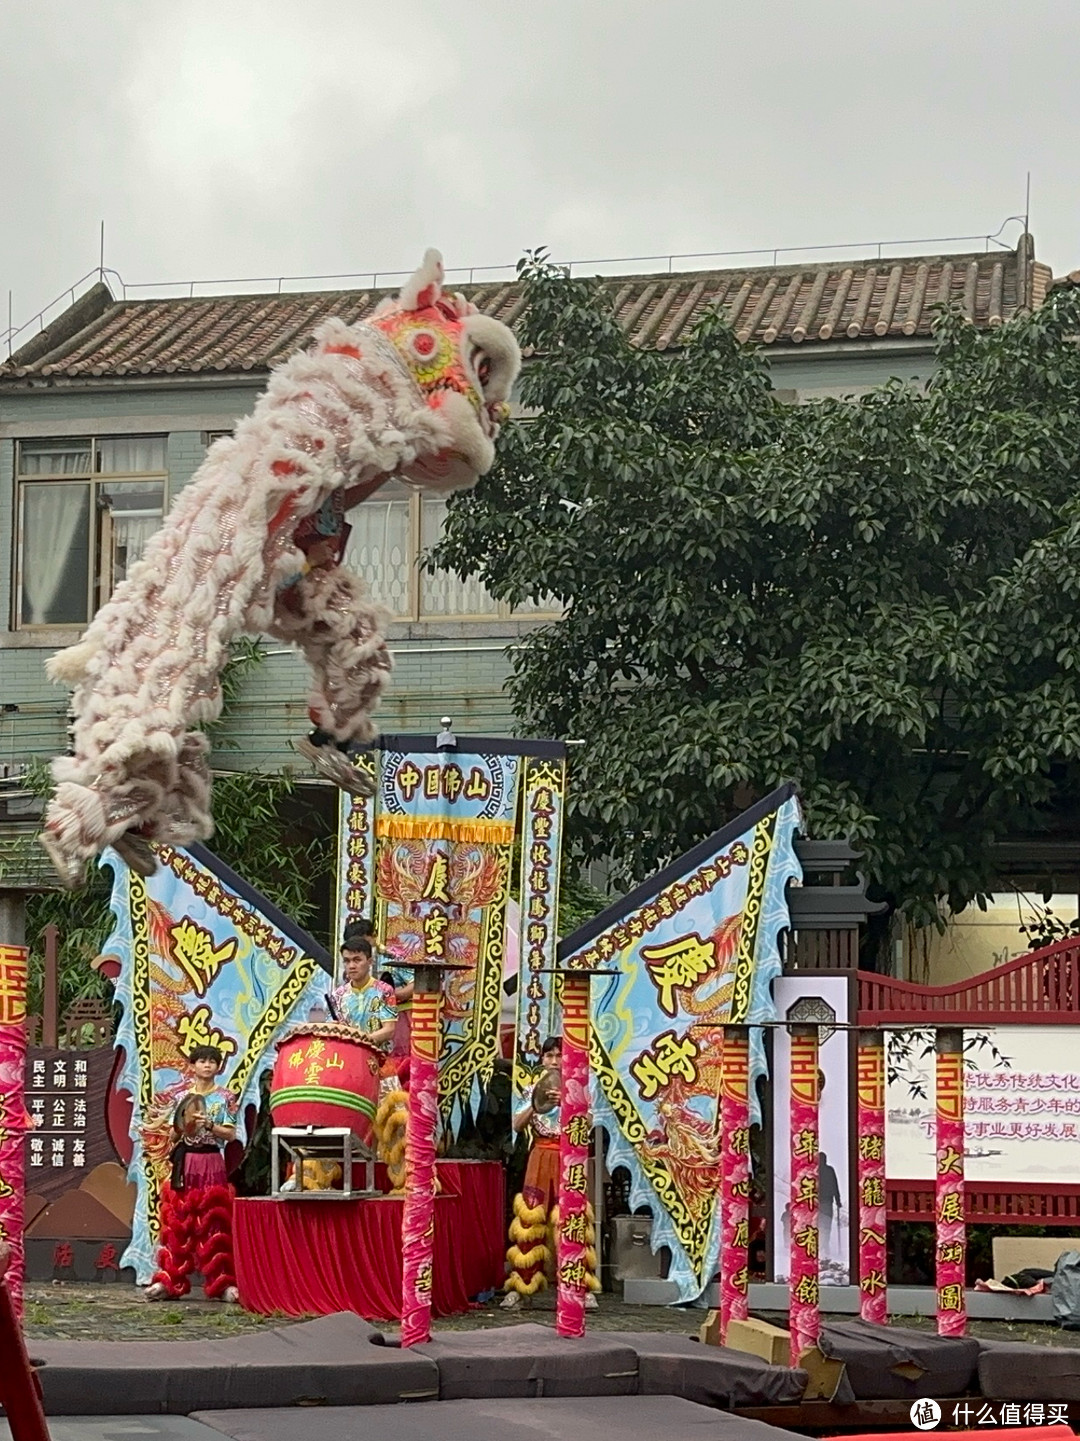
[147,1184,196,1299]
[502,1144,555,1307]
[154,732,213,850]
[268,567,389,793]
[375,1083,410,1193]
[193,1184,238,1302]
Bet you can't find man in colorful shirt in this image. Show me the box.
[342,919,413,1058]
[332,934,397,1052]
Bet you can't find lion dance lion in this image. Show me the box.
[40,250,520,887]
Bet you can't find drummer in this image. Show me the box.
[332,934,397,1052]
[344,919,413,1059]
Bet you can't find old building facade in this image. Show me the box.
[0,236,1056,971]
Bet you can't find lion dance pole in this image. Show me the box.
[719,1024,751,1342]
[555,968,603,1338]
[856,1028,888,1323]
[788,1024,820,1366]
[0,944,29,1318]
[935,1028,966,1337]
[399,958,465,1347]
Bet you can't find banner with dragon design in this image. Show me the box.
[337,736,566,1136]
[559,784,801,1302]
[101,843,330,1282]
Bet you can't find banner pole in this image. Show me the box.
[400,960,449,1347]
[856,1028,888,1324]
[788,1024,820,1366]
[719,1024,750,1342]
[935,1027,966,1337]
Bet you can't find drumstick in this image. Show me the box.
[325,991,341,1022]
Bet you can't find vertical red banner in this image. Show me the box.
[788,1026,820,1365]
[856,1030,888,1324]
[400,981,441,1347]
[935,1030,966,1338]
[556,971,591,1339]
[0,944,28,1319]
[719,1025,750,1341]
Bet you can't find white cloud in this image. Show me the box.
[2,0,1080,331]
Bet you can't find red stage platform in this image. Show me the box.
[234,1160,505,1321]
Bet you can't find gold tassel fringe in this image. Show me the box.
[510,1216,547,1246]
[514,1194,546,1227]
[504,1271,547,1296]
[507,1243,548,1271]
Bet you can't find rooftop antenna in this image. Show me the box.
[6,291,11,360]
[1025,173,1031,236]
[99,221,105,282]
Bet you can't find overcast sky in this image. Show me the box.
[2,1,1079,336]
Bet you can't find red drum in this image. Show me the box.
[269,1023,382,1150]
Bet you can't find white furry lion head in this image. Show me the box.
[367,249,521,492]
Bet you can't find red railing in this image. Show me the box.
[859,935,1080,1026]
[888,1181,1080,1226]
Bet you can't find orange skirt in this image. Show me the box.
[522,1138,560,1212]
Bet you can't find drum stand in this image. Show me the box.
[270,1127,376,1198]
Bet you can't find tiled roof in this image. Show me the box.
[2,240,1048,382]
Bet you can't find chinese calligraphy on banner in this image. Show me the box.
[886,1025,1080,1184]
[102,843,329,1282]
[336,737,566,1134]
[559,784,801,1302]
[514,756,566,1099]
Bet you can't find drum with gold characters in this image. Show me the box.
[269,1022,382,1149]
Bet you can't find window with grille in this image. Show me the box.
[15,436,167,628]
[345,484,560,621]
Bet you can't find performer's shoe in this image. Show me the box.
[113,831,158,877]
[222,1286,240,1304]
[294,736,376,797]
[39,831,84,890]
[499,1290,521,1309]
[144,1282,169,1301]
[585,1293,598,1309]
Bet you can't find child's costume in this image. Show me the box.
[503,1078,599,1300]
[150,1087,238,1300]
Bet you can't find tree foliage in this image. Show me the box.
[434,256,1080,928]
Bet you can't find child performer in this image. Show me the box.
[145,1046,239,1303]
[501,1036,599,1309]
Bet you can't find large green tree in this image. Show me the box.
[434,257,1080,929]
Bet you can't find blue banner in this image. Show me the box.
[560,785,801,1301]
[102,844,328,1282]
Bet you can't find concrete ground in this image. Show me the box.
[20,1280,1080,1346]
[21,1281,705,1341]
